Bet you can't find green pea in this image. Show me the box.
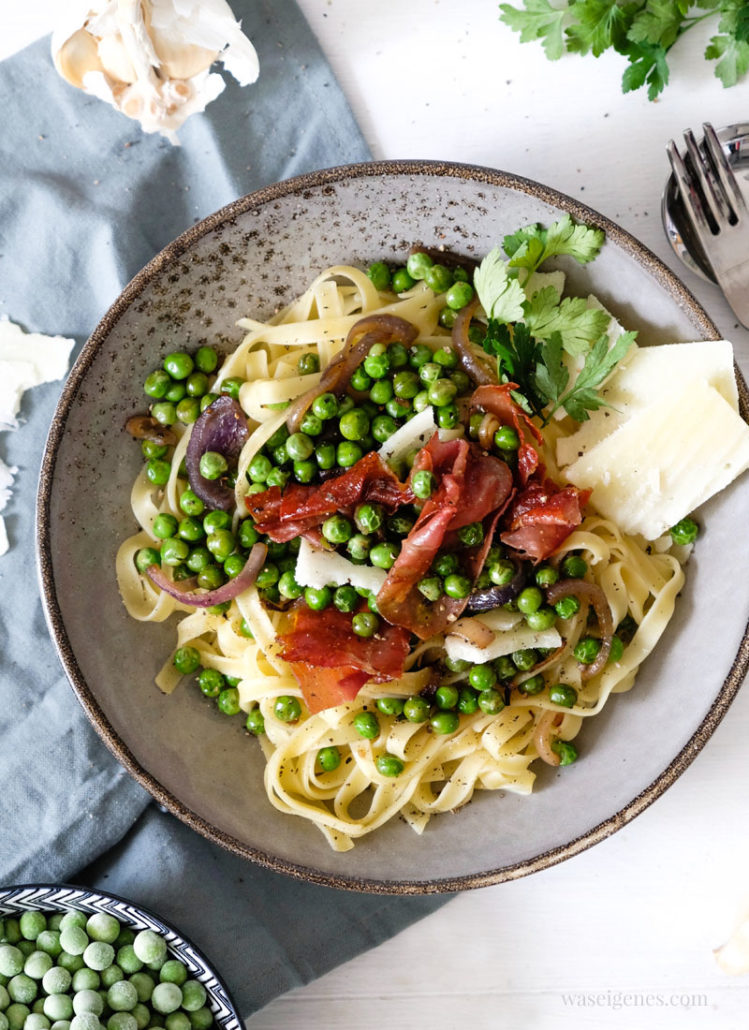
[239,619,254,638]
[417,576,442,602]
[367,262,391,291]
[135,548,160,574]
[670,517,699,545]
[554,595,580,619]
[198,451,227,480]
[406,252,433,280]
[219,377,244,401]
[406,344,430,369]
[160,538,189,566]
[573,637,601,664]
[277,570,302,600]
[468,663,496,691]
[449,369,472,395]
[445,281,474,309]
[151,514,177,540]
[561,554,588,578]
[350,366,372,392]
[525,607,556,631]
[141,441,168,461]
[353,711,379,739]
[304,586,332,610]
[369,379,393,406]
[426,378,457,408]
[363,353,390,380]
[354,503,384,534]
[535,565,559,588]
[444,656,471,673]
[457,521,483,548]
[196,564,224,590]
[370,542,399,570]
[314,441,336,470]
[439,306,457,329]
[271,696,300,723]
[192,346,217,374]
[255,563,280,589]
[215,687,240,716]
[299,412,323,437]
[163,352,193,380]
[145,458,171,486]
[376,697,404,716]
[391,268,415,293]
[297,352,320,376]
[321,514,352,544]
[516,587,542,615]
[408,470,433,501]
[180,982,207,1015]
[435,685,459,710]
[173,647,200,675]
[199,393,218,412]
[346,533,371,561]
[310,393,338,420]
[247,454,272,483]
[371,414,398,443]
[376,754,404,777]
[144,370,171,399]
[457,687,479,714]
[332,585,358,613]
[477,689,505,715]
[551,739,579,765]
[284,432,313,462]
[197,669,224,698]
[418,361,441,385]
[184,545,209,573]
[392,370,420,399]
[609,635,624,663]
[424,264,453,293]
[174,397,199,424]
[443,573,471,599]
[430,710,459,735]
[176,491,202,518]
[385,396,412,420]
[436,402,459,429]
[336,441,363,468]
[204,529,234,562]
[352,612,379,637]
[549,683,578,708]
[245,708,265,735]
[518,674,545,695]
[317,746,341,772]
[265,467,289,489]
[432,552,458,577]
[403,696,430,723]
[339,408,370,441]
[512,648,538,671]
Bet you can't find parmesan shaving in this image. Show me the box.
[295,538,387,594]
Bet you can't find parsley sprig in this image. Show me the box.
[473,215,637,424]
[499,0,749,99]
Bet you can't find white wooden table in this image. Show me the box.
[5,3,749,1027]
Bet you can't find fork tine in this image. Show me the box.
[667,139,711,237]
[683,128,726,227]
[702,122,746,216]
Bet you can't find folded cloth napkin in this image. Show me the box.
[0,1,449,1017]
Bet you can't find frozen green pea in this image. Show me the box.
[130,1006,149,1030]
[31,1001,45,1015]
[106,1016,136,1030]
[113,931,134,951]
[69,1016,101,1030]
[0,984,9,1007]
[42,968,71,995]
[8,974,36,1004]
[150,984,182,1016]
[82,945,113,973]
[15,946,34,960]
[71,970,99,993]
[34,934,61,960]
[50,1023,70,1030]
[4,922,21,945]
[43,997,74,1023]
[127,975,154,1004]
[84,918,119,947]
[59,931,87,959]
[23,1015,50,1030]
[100,966,123,989]
[6,1006,30,1030]
[164,1015,190,1030]
[58,916,86,935]
[187,1009,212,1030]
[56,956,83,975]
[106,982,137,1013]
[131,935,165,970]
[178,983,206,1014]
[0,1014,7,1030]
[71,992,102,1017]
[19,915,46,944]
[114,949,141,977]
[24,953,53,981]
[156,964,186,988]
[0,947,24,978]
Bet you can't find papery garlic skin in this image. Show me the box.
[51,0,260,143]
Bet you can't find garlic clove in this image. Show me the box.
[714,915,749,974]
[97,32,138,84]
[53,28,104,89]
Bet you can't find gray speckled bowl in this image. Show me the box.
[37,161,749,893]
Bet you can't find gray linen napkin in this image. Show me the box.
[0,2,448,1016]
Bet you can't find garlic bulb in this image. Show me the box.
[51,0,259,142]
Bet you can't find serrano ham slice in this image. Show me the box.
[500,479,590,560]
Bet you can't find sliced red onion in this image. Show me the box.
[185,395,249,511]
[125,415,177,446]
[286,314,418,433]
[146,542,267,608]
[465,559,525,613]
[452,299,496,386]
[545,577,614,678]
[533,709,564,766]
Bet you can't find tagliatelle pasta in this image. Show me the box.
[117,256,692,853]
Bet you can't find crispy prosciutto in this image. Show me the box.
[278,604,411,713]
[470,383,543,485]
[500,479,591,561]
[246,451,412,542]
[376,435,513,639]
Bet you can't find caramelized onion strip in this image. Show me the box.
[452,299,496,386]
[534,710,564,766]
[545,577,614,678]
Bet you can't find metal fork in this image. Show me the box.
[667,122,749,328]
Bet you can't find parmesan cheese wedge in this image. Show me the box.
[445,608,561,664]
[564,377,749,540]
[295,538,387,595]
[0,320,76,430]
[556,339,738,467]
[378,405,437,468]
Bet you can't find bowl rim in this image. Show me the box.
[36,158,749,894]
[0,881,242,1028]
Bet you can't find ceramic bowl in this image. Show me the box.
[0,884,241,1029]
[37,160,749,893]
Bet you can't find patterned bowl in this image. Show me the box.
[0,884,241,1030]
